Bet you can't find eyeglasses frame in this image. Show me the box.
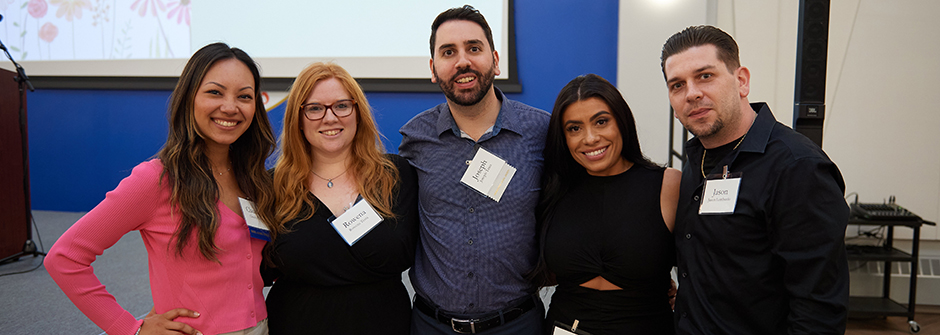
[300,99,357,121]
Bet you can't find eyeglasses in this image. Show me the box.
[300,99,357,121]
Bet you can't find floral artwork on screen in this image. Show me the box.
[0,0,191,61]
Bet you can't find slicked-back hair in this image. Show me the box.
[158,42,277,262]
[661,25,741,77]
[430,5,495,57]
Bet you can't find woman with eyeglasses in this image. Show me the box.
[45,43,277,335]
[260,62,418,334]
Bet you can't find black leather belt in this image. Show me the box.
[413,296,536,334]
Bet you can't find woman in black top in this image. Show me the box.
[533,74,680,334]
[261,62,418,334]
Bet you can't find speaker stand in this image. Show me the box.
[0,240,44,265]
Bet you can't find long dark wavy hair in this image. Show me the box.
[158,42,277,262]
[529,74,657,287]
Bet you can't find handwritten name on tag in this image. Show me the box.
[460,147,516,202]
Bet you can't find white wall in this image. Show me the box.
[619,0,940,241]
[617,0,707,168]
[823,0,940,241]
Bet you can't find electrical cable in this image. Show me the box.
[824,0,861,135]
[0,214,48,277]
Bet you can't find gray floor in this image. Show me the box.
[0,211,554,335]
[0,210,153,335]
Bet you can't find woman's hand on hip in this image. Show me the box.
[140,307,202,335]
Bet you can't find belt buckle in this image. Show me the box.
[450,318,476,334]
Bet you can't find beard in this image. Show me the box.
[686,117,724,139]
[434,62,497,107]
[684,91,740,141]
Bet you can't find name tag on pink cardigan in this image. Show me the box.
[239,197,271,241]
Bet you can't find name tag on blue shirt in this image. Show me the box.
[460,147,516,202]
[238,197,271,241]
[330,198,383,246]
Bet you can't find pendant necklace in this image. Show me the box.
[210,164,232,177]
[701,132,748,178]
[700,118,757,178]
[312,166,349,188]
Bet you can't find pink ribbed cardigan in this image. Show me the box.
[45,160,267,335]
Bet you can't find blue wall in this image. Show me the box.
[27,0,618,212]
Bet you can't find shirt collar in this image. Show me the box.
[736,102,775,154]
[434,87,511,140]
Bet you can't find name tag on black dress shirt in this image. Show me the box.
[699,168,742,215]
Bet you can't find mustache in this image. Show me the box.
[450,68,482,82]
[687,102,713,113]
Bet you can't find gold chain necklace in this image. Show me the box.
[701,133,748,178]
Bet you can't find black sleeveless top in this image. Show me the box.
[544,165,676,335]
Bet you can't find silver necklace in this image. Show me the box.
[311,166,349,188]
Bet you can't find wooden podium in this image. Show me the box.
[0,67,32,262]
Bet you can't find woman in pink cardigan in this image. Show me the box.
[45,43,278,335]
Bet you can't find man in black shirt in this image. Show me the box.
[661,25,849,334]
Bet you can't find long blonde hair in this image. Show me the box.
[269,62,398,232]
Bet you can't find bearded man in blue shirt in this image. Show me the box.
[399,5,550,335]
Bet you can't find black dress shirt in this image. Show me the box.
[674,103,850,335]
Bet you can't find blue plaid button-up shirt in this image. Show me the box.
[399,89,549,313]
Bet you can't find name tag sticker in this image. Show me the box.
[330,199,383,246]
[699,177,741,215]
[552,320,587,335]
[552,327,577,335]
[460,147,516,202]
[238,197,271,241]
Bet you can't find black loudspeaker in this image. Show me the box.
[793,0,829,147]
